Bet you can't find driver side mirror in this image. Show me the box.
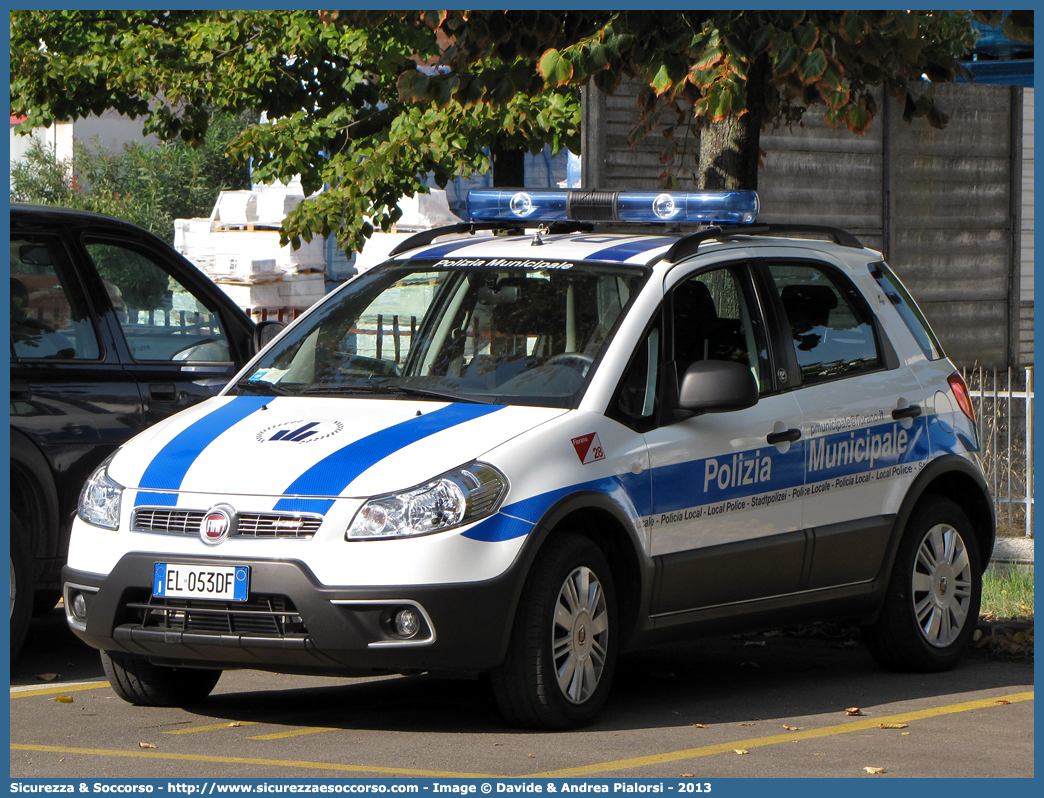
[676,360,759,414]
[253,320,285,352]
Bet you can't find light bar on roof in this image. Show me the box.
[466,188,759,225]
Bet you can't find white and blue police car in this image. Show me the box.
[65,188,993,729]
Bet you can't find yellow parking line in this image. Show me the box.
[10,682,110,699]
[165,721,260,735]
[9,745,497,778]
[532,690,1035,777]
[248,727,338,740]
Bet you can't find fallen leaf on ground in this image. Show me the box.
[864,766,884,774]
[692,723,709,729]
[737,722,756,726]
[680,774,694,778]
[734,749,748,755]
[879,722,908,729]
[783,724,801,731]
[138,742,157,749]
[35,673,59,681]
[901,732,910,736]
[846,707,863,716]
[53,696,73,704]
[995,700,1011,705]
[227,722,242,728]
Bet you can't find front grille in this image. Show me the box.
[127,593,307,636]
[133,508,321,539]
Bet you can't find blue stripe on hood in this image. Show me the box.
[135,396,269,507]
[408,237,497,259]
[274,403,504,513]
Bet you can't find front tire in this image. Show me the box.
[102,651,221,707]
[491,533,617,729]
[864,496,982,672]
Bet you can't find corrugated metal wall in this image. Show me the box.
[582,82,1028,368]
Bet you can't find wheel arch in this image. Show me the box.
[9,427,61,565]
[869,455,995,614]
[518,490,654,651]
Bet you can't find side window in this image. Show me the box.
[767,261,881,384]
[609,315,661,431]
[84,239,232,364]
[10,234,100,360]
[671,267,770,392]
[869,261,944,360]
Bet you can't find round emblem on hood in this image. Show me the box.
[256,420,344,444]
[200,505,235,546]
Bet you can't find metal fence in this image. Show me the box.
[961,366,1034,538]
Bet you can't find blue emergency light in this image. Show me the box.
[466,188,759,225]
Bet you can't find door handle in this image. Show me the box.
[892,404,922,420]
[149,383,178,403]
[766,428,801,445]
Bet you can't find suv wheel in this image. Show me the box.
[10,513,33,660]
[864,496,982,672]
[102,651,222,706]
[491,533,617,729]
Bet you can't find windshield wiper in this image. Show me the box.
[384,384,493,404]
[233,379,294,396]
[301,383,491,404]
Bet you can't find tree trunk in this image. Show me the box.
[697,56,769,191]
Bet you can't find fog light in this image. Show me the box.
[71,592,87,621]
[394,607,420,639]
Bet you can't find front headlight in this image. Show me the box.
[77,454,124,530]
[347,462,508,540]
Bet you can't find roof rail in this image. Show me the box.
[660,223,863,264]
[387,220,594,257]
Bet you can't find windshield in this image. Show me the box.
[233,259,649,408]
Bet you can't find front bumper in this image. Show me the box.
[63,552,525,677]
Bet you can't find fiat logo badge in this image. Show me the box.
[200,505,235,546]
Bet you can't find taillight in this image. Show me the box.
[947,372,976,424]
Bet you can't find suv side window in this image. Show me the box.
[609,315,661,431]
[767,261,880,385]
[84,239,232,364]
[672,266,770,392]
[10,234,101,361]
[869,261,944,360]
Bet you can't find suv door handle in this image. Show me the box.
[149,383,178,402]
[892,404,922,420]
[766,428,802,445]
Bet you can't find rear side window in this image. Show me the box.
[869,261,944,360]
[767,261,881,385]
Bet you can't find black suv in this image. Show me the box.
[10,204,258,658]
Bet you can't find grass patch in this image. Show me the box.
[980,565,1034,621]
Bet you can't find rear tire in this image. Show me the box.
[10,513,33,661]
[491,533,617,729]
[102,651,221,707]
[864,496,982,672]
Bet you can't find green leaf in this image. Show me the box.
[751,24,774,55]
[1002,11,1034,44]
[537,48,573,88]
[793,22,819,53]
[693,45,724,71]
[651,62,673,96]
[396,70,430,103]
[772,45,801,78]
[846,97,872,134]
[839,11,868,45]
[797,49,827,84]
